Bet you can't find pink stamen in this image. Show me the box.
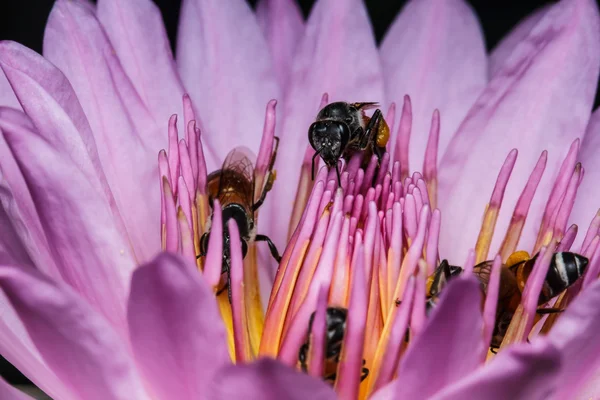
[308,285,328,379]
[581,210,600,254]
[380,173,391,210]
[499,151,547,260]
[375,153,391,187]
[177,177,193,236]
[553,164,582,240]
[391,161,401,188]
[535,140,579,250]
[386,102,397,134]
[336,244,368,399]
[319,92,330,110]
[158,150,170,229]
[177,206,195,264]
[330,217,351,306]
[362,155,379,194]
[403,194,418,240]
[490,149,518,208]
[520,247,553,340]
[228,219,250,362]
[167,114,180,195]
[162,177,179,252]
[425,209,441,275]
[463,249,476,276]
[583,242,600,289]
[373,277,415,392]
[556,224,578,252]
[178,139,194,203]
[394,95,412,180]
[410,260,427,339]
[203,200,223,287]
[423,109,440,208]
[482,255,502,353]
[255,100,277,180]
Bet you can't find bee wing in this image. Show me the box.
[216,146,257,210]
[473,260,493,293]
[351,102,379,111]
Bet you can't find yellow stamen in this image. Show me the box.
[244,245,264,357]
[426,178,437,211]
[216,290,236,362]
[475,204,500,264]
[499,218,526,262]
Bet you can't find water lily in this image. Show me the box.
[1,0,600,399]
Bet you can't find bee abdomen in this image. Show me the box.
[540,252,589,304]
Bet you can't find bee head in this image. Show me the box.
[308,120,350,166]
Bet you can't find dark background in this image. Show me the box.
[0,0,588,390]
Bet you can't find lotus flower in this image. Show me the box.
[1,0,600,399]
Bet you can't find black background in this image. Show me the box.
[0,0,592,388]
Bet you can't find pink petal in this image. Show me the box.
[127,253,230,400]
[268,0,384,248]
[0,265,147,400]
[393,277,485,399]
[0,42,136,265]
[0,289,75,400]
[438,0,600,262]
[0,376,35,400]
[255,0,304,89]
[0,67,20,110]
[430,340,561,400]
[0,203,32,267]
[0,109,59,278]
[43,0,160,262]
[207,358,337,400]
[2,124,136,335]
[177,0,280,168]
[570,108,600,248]
[546,280,600,398]
[489,5,551,78]
[96,0,185,125]
[380,0,487,170]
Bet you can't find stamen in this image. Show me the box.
[482,255,502,356]
[474,149,518,263]
[425,209,441,275]
[581,210,600,254]
[336,244,368,399]
[501,246,553,349]
[463,249,476,276]
[557,224,578,252]
[369,277,415,395]
[386,102,397,134]
[498,151,547,262]
[534,139,579,252]
[177,206,195,263]
[329,217,351,306]
[167,114,180,195]
[255,99,277,191]
[203,200,224,286]
[423,109,440,210]
[308,286,328,379]
[161,177,178,252]
[410,260,428,339]
[553,163,582,241]
[228,219,252,362]
[394,95,412,181]
[403,194,418,241]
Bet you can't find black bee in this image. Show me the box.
[298,307,369,384]
[198,138,282,302]
[308,102,390,184]
[426,252,589,351]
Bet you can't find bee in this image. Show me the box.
[298,307,369,384]
[308,102,390,185]
[426,252,589,351]
[198,138,282,302]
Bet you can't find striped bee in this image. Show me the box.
[425,251,589,351]
[298,307,369,384]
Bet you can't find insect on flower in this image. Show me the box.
[426,251,589,351]
[197,138,282,302]
[298,307,369,385]
[308,102,390,185]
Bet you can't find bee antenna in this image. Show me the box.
[311,149,321,181]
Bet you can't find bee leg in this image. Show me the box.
[227,271,232,304]
[490,347,498,354]
[535,307,564,314]
[335,162,342,187]
[255,234,282,263]
[361,109,382,150]
[361,361,370,382]
[324,373,337,383]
